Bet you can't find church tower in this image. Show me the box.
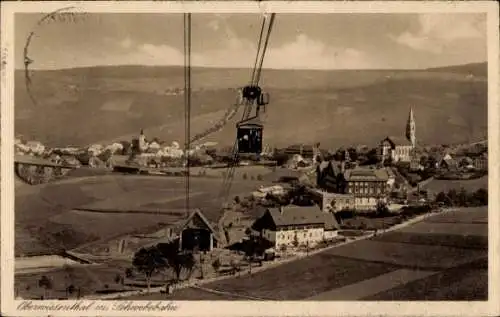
[138,128,147,153]
[406,107,416,148]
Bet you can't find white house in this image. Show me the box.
[307,188,356,213]
[25,141,46,156]
[252,205,340,250]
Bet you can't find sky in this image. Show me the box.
[14,12,487,70]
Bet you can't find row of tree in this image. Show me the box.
[132,241,197,292]
[435,188,488,207]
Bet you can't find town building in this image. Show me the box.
[252,205,340,250]
[473,152,488,171]
[307,188,355,213]
[409,155,424,171]
[284,144,316,159]
[344,168,389,210]
[436,153,457,171]
[316,160,346,193]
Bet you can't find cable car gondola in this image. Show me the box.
[237,116,263,155]
[236,84,269,156]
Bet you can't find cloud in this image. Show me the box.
[392,14,485,54]
[117,33,375,70]
[265,34,374,69]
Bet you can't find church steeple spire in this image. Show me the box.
[406,107,416,148]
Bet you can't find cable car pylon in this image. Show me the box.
[184,13,192,219]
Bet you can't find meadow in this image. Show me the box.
[15,172,271,256]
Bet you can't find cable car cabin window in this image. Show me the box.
[237,126,263,154]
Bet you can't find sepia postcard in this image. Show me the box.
[1,1,499,316]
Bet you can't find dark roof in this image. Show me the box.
[344,168,389,182]
[267,205,334,227]
[176,209,221,242]
[382,136,413,147]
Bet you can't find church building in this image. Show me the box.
[380,107,417,163]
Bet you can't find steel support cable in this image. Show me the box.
[188,17,267,146]
[254,13,276,85]
[219,15,275,200]
[250,17,268,86]
[184,13,192,216]
[218,14,277,202]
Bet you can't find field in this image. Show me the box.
[15,263,126,299]
[129,206,488,300]
[422,176,488,195]
[15,63,487,149]
[15,171,273,256]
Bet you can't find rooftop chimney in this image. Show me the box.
[280,206,284,215]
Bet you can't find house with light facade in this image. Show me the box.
[252,205,340,250]
[307,188,355,213]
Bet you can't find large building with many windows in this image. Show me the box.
[344,168,389,210]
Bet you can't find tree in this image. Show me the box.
[426,155,437,169]
[292,232,299,248]
[125,268,134,278]
[383,155,393,166]
[66,284,76,297]
[472,188,488,206]
[376,200,390,217]
[333,147,345,161]
[364,148,380,165]
[156,241,196,282]
[457,187,468,207]
[242,173,248,180]
[435,191,451,206]
[114,273,124,285]
[38,275,53,299]
[347,147,358,162]
[132,246,167,292]
[279,244,288,255]
[447,189,458,205]
[120,141,132,156]
[234,196,241,204]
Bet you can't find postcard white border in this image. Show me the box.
[2,1,499,317]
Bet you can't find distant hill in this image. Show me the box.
[15,63,487,149]
[425,62,487,77]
